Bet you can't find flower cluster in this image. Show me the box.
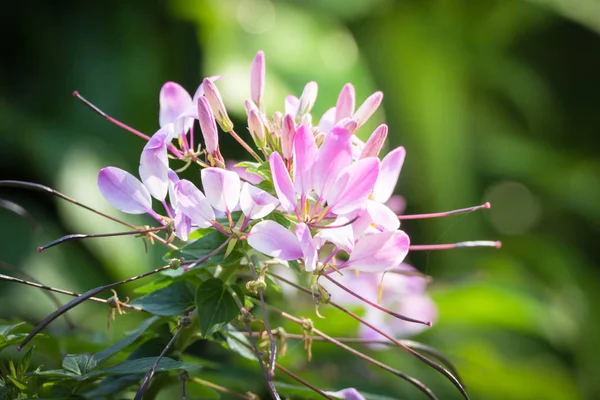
[88,50,498,399]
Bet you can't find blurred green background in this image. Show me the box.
[2,0,600,399]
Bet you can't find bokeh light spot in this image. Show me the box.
[484,181,541,235]
[319,29,358,71]
[237,0,276,35]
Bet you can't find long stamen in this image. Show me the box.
[322,274,432,326]
[0,181,178,250]
[409,241,502,251]
[73,91,184,159]
[37,226,168,252]
[308,216,359,230]
[398,202,490,220]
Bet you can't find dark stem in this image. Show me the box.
[251,299,438,400]
[17,240,225,350]
[322,274,432,326]
[0,262,75,329]
[275,364,335,400]
[0,272,145,312]
[229,289,280,400]
[0,199,40,231]
[0,180,178,250]
[38,226,168,252]
[134,323,186,400]
[247,255,277,377]
[268,272,470,400]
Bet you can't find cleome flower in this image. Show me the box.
[80,49,500,399]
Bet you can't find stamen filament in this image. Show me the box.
[228,129,263,162]
[409,241,502,251]
[322,274,432,326]
[73,91,184,159]
[37,226,168,252]
[398,202,490,220]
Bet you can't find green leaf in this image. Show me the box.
[264,211,291,228]
[130,282,195,316]
[222,327,256,360]
[196,279,239,337]
[61,354,97,375]
[0,334,29,352]
[0,322,25,337]
[94,316,160,364]
[18,346,34,376]
[97,357,193,375]
[164,231,243,268]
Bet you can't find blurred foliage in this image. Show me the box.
[1,0,600,399]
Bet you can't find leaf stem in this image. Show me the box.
[189,377,255,400]
[134,323,186,400]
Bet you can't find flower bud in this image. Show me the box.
[360,124,388,159]
[248,109,267,148]
[202,78,233,132]
[296,81,318,118]
[335,83,356,122]
[197,96,219,156]
[281,114,296,160]
[354,91,383,130]
[250,50,265,109]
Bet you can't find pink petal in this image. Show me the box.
[293,125,318,196]
[327,157,380,215]
[201,168,241,213]
[296,223,318,272]
[313,126,352,198]
[317,107,336,134]
[346,230,410,272]
[284,95,299,116]
[159,82,192,128]
[366,200,400,231]
[353,91,383,130]
[328,388,366,400]
[269,152,297,213]
[197,96,219,155]
[167,169,180,207]
[226,160,263,185]
[281,114,296,160]
[385,195,406,215]
[373,146,406,203]
[173,179,215,228]
[248,220,302,260]
[360,124,388,159]
[250,51,265,108]
[335,83,356,122]
[314,217,355,253]
[174,211,193,241]
[98,167,152,214]
[240,182,279,219]
[139,126,169,201]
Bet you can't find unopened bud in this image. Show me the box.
[250,51,266,109]
[248,110,267,148]
[197,96,219,155]
[354,91,383,130]
[281,114,296,160]
[202,78,233,132]
[296,81,318,118]
[335,83,356,122]
[360,124,388,159]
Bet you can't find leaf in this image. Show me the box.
[94,316,160,364]
[0,322,25,337]
[130,282,195,316]
[0,334,29,352]
[61,354,97,375]
[18,346,34,376]
[164,231,243,268]
[97,357,194,375]
[222,327,256,360]
[264,211,291,228]
[196,279,239,337]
